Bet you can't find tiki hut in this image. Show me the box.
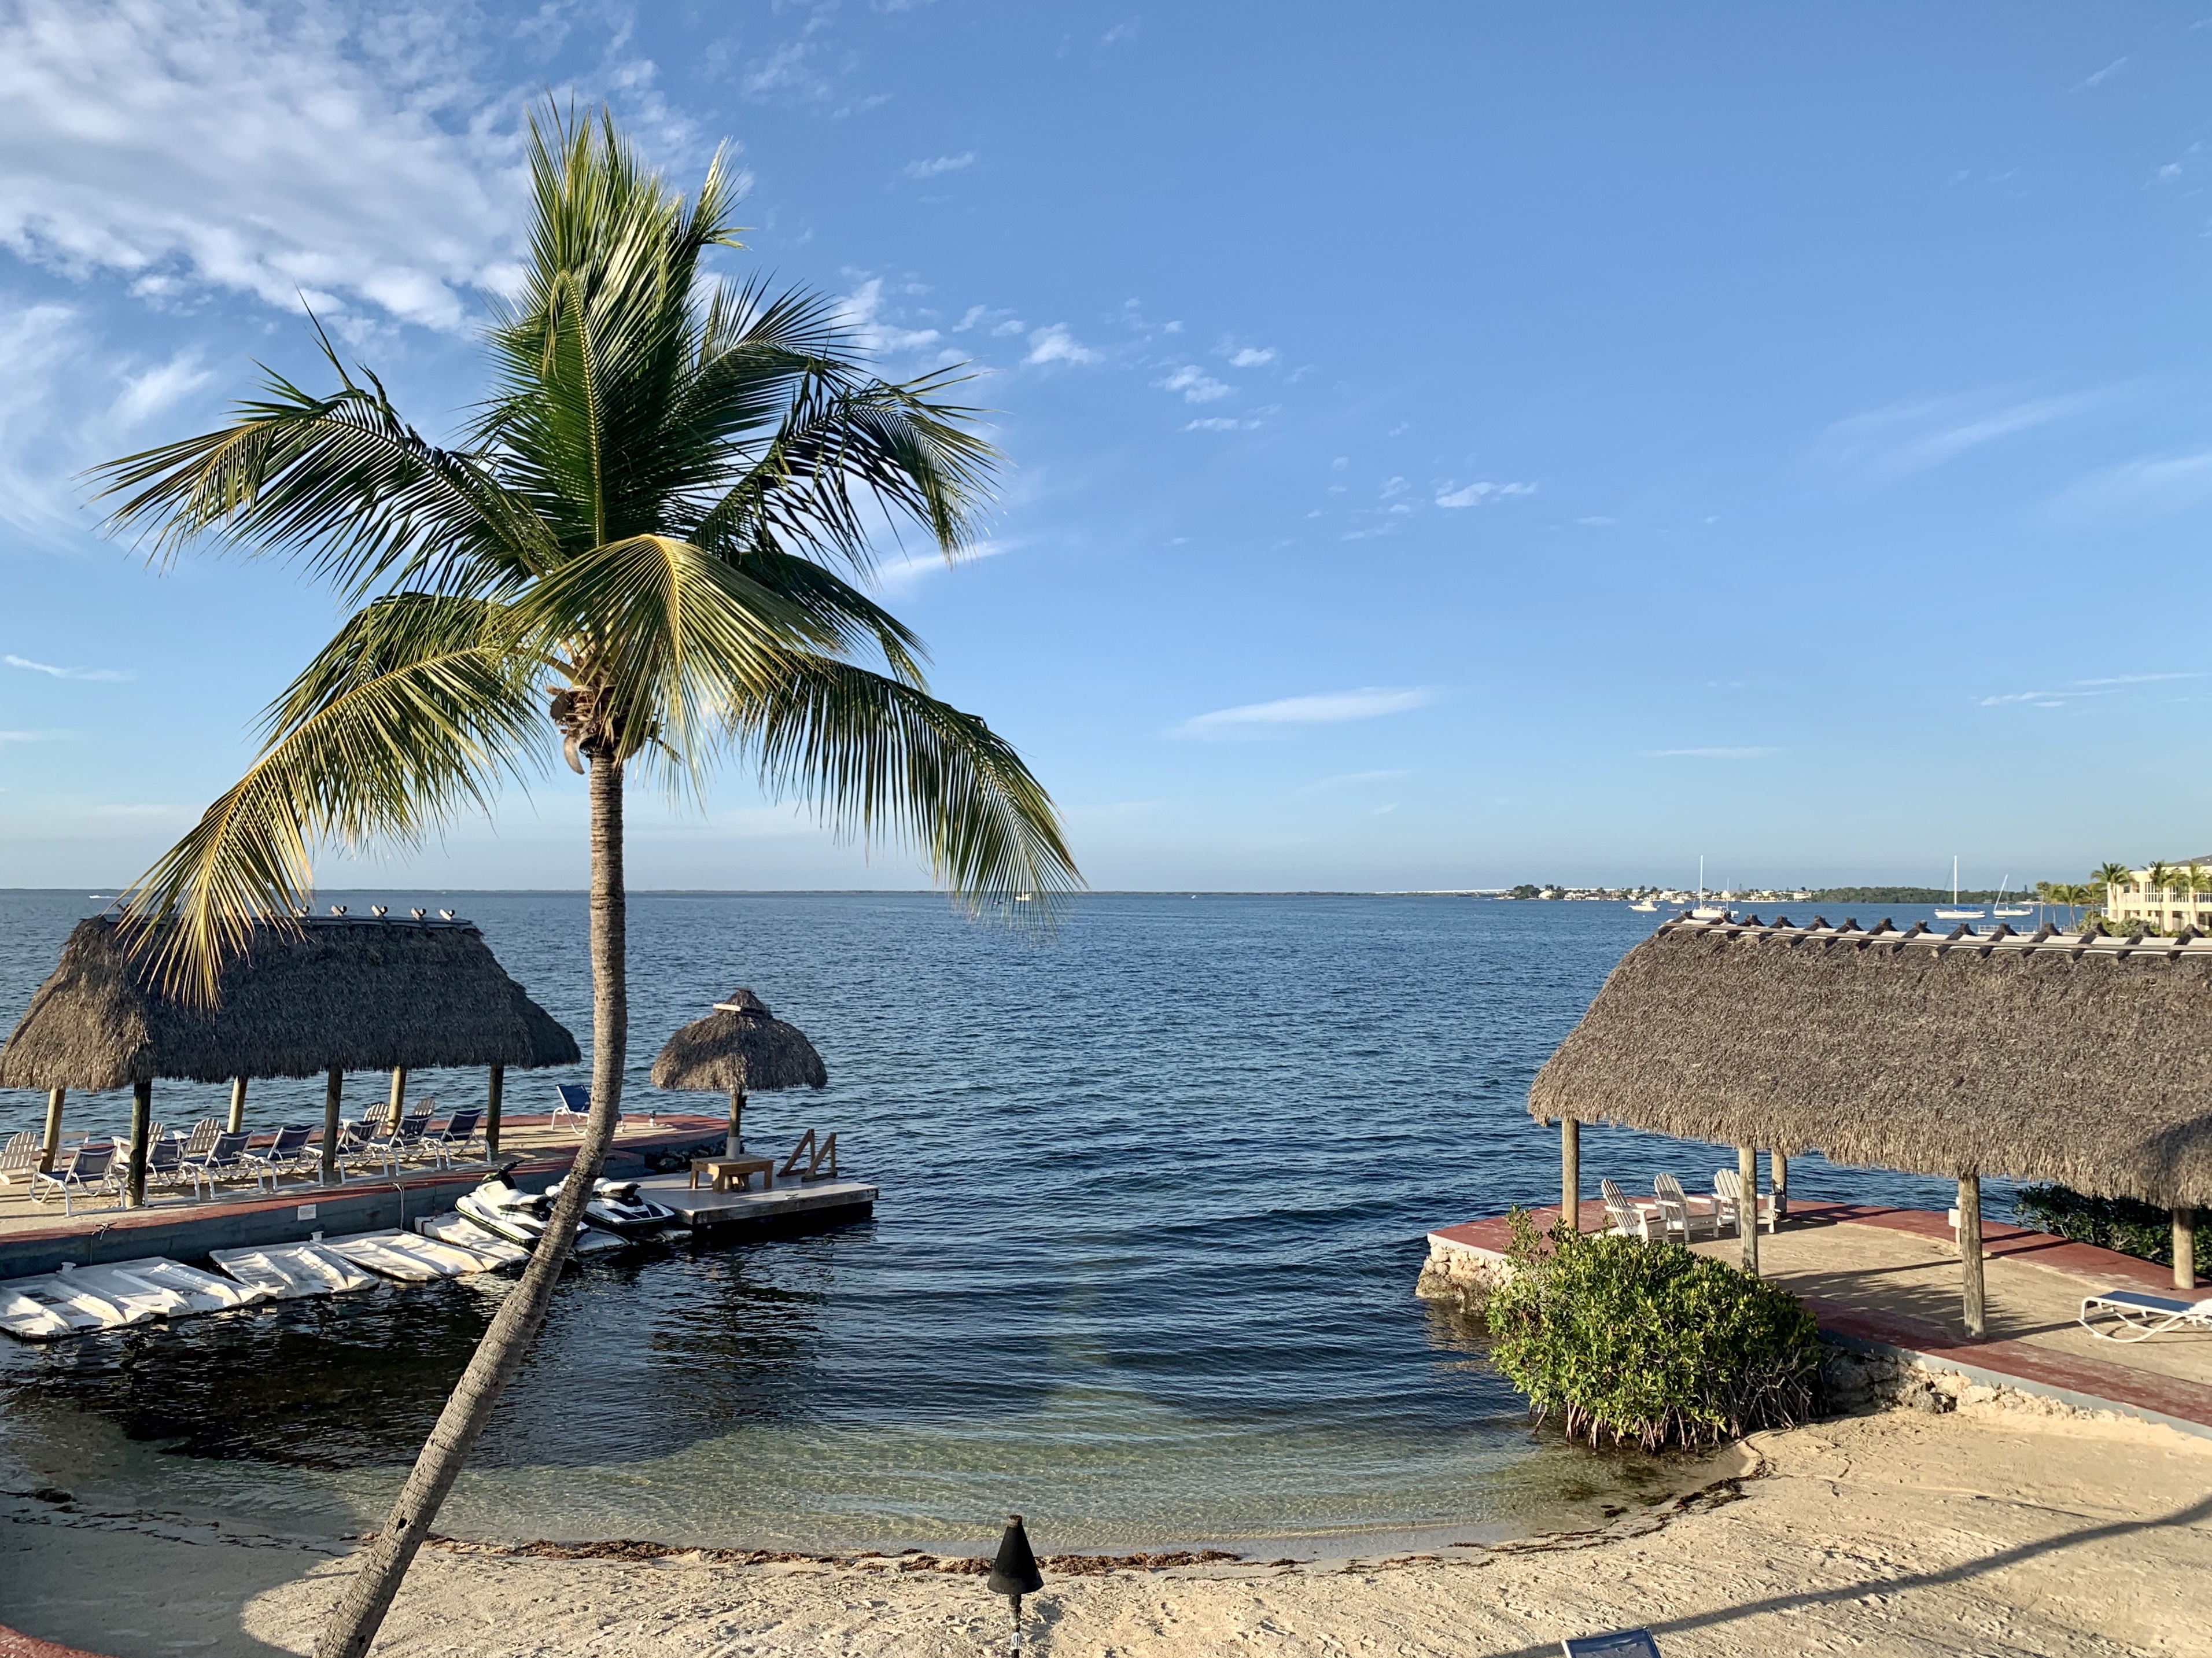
[0,914,578,1199]
[651,988,827,1156]
[1531,912,2212,1328]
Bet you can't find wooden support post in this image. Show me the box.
[386,1066,408,1129]
[727,1088,747,1159]
[127,1080,153,1208]
[2176,1209,2198,1292]
[1560,1117,1580,1232]
[227,1075,248,1134]
[39,1086,65,1174]
[1771,1149,1789,1221]
[1958,1174,1985,1338]
[1739,1145,1760,1276]
[486,1064,505,1157]
[321,1067,344,1186]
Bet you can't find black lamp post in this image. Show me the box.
[986,1512,1044,1652]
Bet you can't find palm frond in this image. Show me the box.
[735,655,1081,921]
[117,595,545,1005]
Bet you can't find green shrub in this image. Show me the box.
[1483,1209,1823,1451]
[2012,1185,2198,1266]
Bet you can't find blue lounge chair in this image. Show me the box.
[138,1132,188,1193]
[1564,1631,1661,1657]
[2078,1287,2212,1343]
[550,1083,618,1134]
[183,1130,261,1199]
[246,1124,318,1185]
[32,1140,122,1215]
[423,1107,485,1168]
[389,1109,434,1165]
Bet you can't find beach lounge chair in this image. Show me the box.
[136,1132,189,1193]
[246,1124,318,1185]
[1712,1167,1775,1236]
[0,1129,41,1192]
[182,1130,263,1200]
[2077,1287,2212,1343]
[422,1107,485,1169]
[390,1110,436,1165]
[1562,1631,1661,1656]
[1600,1178,1660,1240]
[1651,1174,1718,1244]
[31,1140,122,1215]
[335,1114,395,1178]
[550,1083,600,1134]
[180,1118,223,1159]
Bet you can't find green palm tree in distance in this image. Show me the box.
[2094,861,2134,930]
[93,107,1078,1658]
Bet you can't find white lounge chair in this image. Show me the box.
[182,1131,263,1200]
[1600,1178,1659,1240]
[0,1130,41,1192]
[550,1082,593,1133]
[246,1125,318,1185]
[422,1107,485,1168]
[32,1140,123,1215]
[1651,1174,1718,1244]
[2078,1287,2212,1343]
[180,1118,223,1159]
[1712,1167,1776,1236]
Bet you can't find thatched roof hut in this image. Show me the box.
[652,989,827,1097]
[0,915,578,1092]
[1530,913,2212,1209]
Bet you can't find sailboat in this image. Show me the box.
[1993,874,2033,919]
[1689,856,1728,921]
[1933,857,1985,921]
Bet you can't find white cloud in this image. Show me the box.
[1292,769,1412,795]
[0,729,70,743]
[1025,324,1099,366]
[872,539,1014,593]
[1226,346,1275,368]
[0,0,531,331]
[836,277,942,355]
[1576,515,1617,525]
[902,152,976,179]
[1184,416,1259,431]
[1176,687,1439,738]
[6,654,134,682]
[1818,390,2094,478]
[2071,57,2128,91]
[2048,448,2212,528]
[1156,364,1230,403]
[1646,747,1780,759]
[1436,480,1536,508]
[1977,672,2202,708]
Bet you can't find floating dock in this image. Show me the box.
[643,1170,877,1233]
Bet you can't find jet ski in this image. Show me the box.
[454,1169,626,1254]
[544,1175,680,1240]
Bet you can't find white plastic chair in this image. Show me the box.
[1599,1178,1658,1240]
[2078,1288,2212,1343]
[1712,1167,1776,1235]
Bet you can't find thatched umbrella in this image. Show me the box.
[651,988,827,1156]
[0,915,578,1199]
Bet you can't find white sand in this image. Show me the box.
[5,1405,2209,1657]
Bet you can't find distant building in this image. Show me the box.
[2108,857,2212,931]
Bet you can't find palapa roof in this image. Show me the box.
[1529,913,2212,1208]
[0,916,579,1092]
[652,988,827,1096]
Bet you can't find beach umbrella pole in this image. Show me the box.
[1560,1117,1580,1232]
[486,1064,504,1156]
[2176,1209,2196,1292]
[1958,1174,1985,1337]
[228,1075,249,1134]
[322,1067,344,1185]
[386,1067,408,1129]
[728,1088,746,1157]
[39,1086,64,1174]
[127,1079,152,1207]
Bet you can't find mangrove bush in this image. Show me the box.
[1485,1209,1823,1450]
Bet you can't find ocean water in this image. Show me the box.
[0,891,1996,1552]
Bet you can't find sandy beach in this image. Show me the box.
[5,1403,2207,1658]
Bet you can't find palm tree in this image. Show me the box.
[92,107,1078,1658]
[2094,861,2134,928]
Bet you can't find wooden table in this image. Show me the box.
[691,1155,775,1193]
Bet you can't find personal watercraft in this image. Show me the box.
[544,1175,680,1239]
[454,1169,627,1253]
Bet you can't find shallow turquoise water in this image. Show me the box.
[0,892,1990,1550]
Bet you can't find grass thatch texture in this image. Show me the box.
[1529,916,2212,1207]
[1484,1209,1823,1451]
[650,988,827,1096]
[0,917,578,1092]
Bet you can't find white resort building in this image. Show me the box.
[2108,858,2212,931]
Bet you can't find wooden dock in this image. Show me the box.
[0,1114,867,1277]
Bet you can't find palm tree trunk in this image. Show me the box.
[314,753,629,1658]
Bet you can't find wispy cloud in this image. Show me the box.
[7,654,134,682]
[1025,324,1099,366]
[1292,769,1412,795]
[902,152,976,179]
[1226,345,1274,368]
[0,729,70,744]
[1156,364,1229,403]
[2071,56,2128,92]
[1177,687,1439,738]
[1817,390,2096,479]
[836,277,942,355]
[1978,672,2202,709]
[1436,480,1536,509]
[1185,416,1259,432]
[1646,746,1780,760]
[2047,448,2212,528]
[872,539,1015,592]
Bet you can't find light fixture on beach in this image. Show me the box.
[986,1513,1044,1653]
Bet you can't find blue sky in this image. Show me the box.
[2,2,2210,894]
